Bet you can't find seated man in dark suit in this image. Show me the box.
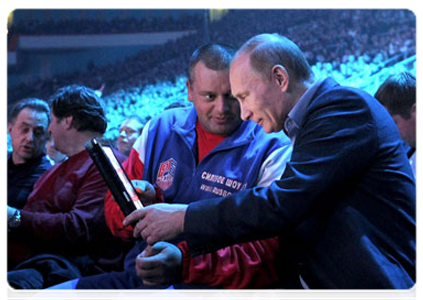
[374,71,416,177]
[127,33,416,289]
[8,98,52,209]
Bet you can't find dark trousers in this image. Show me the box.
[5,254,81,300]
[8,269,45,289]
[76,270,217,289]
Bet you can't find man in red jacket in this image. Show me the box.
[8,85,129,289]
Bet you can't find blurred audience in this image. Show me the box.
[7,9,416,148]
[8,12,202,35]
[116,115,144,156]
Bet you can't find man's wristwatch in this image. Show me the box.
[8,209,21,228]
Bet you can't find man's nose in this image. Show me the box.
[215,96,231,114]
[119,130,127,137]
[26,129,35,142]
[240,104,252,121]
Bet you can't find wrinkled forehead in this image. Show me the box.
[230,54,257,95]
[15,108,49,128]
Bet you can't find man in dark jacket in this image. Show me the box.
[8,98,52,209]
[125,34,416,289]
[374,71,416,177]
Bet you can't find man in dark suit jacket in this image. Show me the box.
[124,33,416,289]
[375,72,420,189]
[8,98,52,209]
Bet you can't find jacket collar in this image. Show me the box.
[173,106,257,151]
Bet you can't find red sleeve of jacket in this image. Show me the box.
[20,155,108,244]
[178,237,280,288]
[104,147,165,241]
[105,148,144,241]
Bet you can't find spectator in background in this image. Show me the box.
[45,136,67,165]
[7,98,51,209]
[116,115,144,156]
[7,85,130,289]
[374,71,416,177]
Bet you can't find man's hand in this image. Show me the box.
[123,203,187,245]
[251,289,290,300]
[135,241,182,286]
[7,206,17,219]
[132,180,156,206]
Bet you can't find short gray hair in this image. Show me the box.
[235,33,313,83]
[8,98,50,125]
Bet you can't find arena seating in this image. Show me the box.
[7,9,416,146]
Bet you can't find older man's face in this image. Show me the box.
[389,106,416,149]
[8,108,49,164]
[230,54,290,134]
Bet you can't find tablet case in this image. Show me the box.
[84,137,143,216]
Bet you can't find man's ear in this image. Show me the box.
[411,102,420,117]
[63,116,74,130]
[8,122,13,135]
[272,65,289,92]
[186,79,194,103]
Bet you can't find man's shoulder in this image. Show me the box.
[34,154,52,173]
[23,154,52,175]
[312,79,373,108]
[59,150,106,183]
[157,106,193,121]
[156,106,193,121]
[7,151,12,160]
[305,82,376,126]
[149,106,194,132]
[248,121,291,146]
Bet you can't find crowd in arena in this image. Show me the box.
[8,10,415,134]
[7,9,416,292]
[8,11,203,35]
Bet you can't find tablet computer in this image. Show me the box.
[84,137,143,216]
